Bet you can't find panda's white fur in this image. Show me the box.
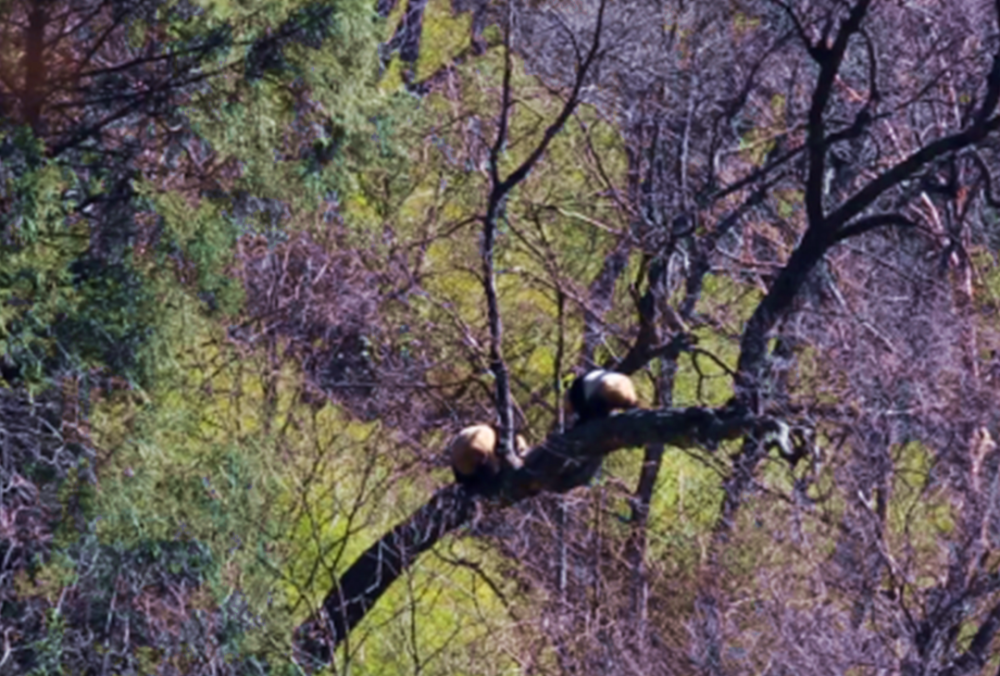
[449,424,529,494]
[568,369,638,424]
[450,425,500,479]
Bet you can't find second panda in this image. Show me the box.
[566,369,638,426]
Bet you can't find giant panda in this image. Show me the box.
[449,424,529,495]
[566,369,638,426]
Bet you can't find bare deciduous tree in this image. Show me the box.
[291,0,1000,673]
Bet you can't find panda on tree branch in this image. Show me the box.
[449,424,528,496]
[566,369,639,426]
[534,369,640,492]
[448,370,647,496]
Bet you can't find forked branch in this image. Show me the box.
[482,0,608,466]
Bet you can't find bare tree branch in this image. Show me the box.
[293,401,770,665]
[482,0,608,467]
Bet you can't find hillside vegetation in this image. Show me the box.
[4,1,1000,674]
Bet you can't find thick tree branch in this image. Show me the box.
[737,0,1000,400]
[735,225,830,400]
[833,213,916,242]
[733,2,876,400]
[938,600,1000,676]
[293,403,767,665]
[828,117,1000,232]
[804,0,872,229]
[22,3,49,133]
[294,485,474,669]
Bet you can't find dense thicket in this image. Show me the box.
[5,0,1000,674]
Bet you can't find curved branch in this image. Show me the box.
[292,403,764,666]
[828,117,1000,232]
[735,225,831,399]
[833,213,915,243]
[294,485,474,669]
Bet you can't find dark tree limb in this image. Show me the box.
[803,0,873,229]
[828,114,1000,233]
[736,0,1000,400]
[735,223,832,399]
[937,600,1000,676]
[22,2,48,134]
[833,213,915,243]
[714,0,1000,560]
[293,403,765,666]
[294,485,474,669]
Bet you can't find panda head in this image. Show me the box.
[567,369,638,424]
[449,424,534,495]
[450,425,500,478]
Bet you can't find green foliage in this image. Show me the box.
[2,0,422,672]
[0,130,157,387]
[647,452,723,561]
[138,184,245,315]
[413,1,473,81]
[888,441,955,583]
[185,0,390,212]
[27,608,66,676]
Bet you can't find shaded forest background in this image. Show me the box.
[5,0,1000,674]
